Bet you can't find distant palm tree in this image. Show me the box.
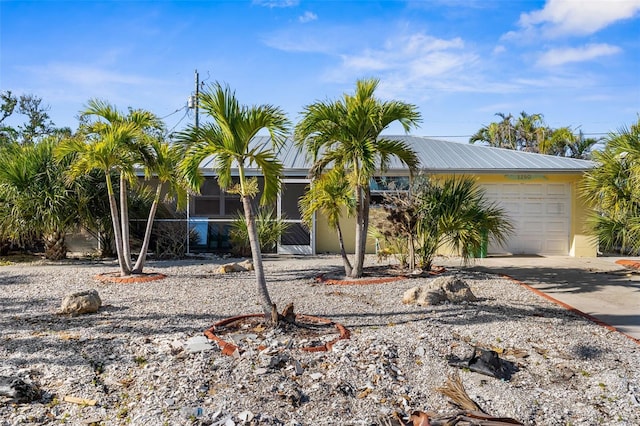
[176,82,290,321]
[296,78,421,277]
[299,168,356,276]
[57,100,163,275]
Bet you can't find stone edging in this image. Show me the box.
[94,272,167,284]
[316,274,407,285]
[204,313,351,356]
[502,274,640,346]
[316,266,446,286]
[615,259,640,271]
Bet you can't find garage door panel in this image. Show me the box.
[523,202,544,214]
[481,182,570,255]
[547,184,568,196]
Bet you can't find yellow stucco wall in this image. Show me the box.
[314,172,598,257]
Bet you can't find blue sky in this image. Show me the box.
[1,0,639,142]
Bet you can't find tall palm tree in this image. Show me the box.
[176,82,290,321]
[299,168,356,276]
[581,119,640,254]
[0,136,80,259]
[56,100,162,275]
[295,78,421,277]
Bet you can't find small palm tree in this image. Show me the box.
[299,168,356,276]
[296,78,421,277]
[377,175,513,271]
[176,82,290,321]
[132,139,188,273]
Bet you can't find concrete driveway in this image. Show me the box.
[442,256,640,342]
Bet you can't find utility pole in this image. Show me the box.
[194,69,199,129]
[186,69,200,255]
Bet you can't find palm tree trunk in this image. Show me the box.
[132,184,162,273]
[106,174,130,276]
[335,221,352,276]
[352,184,366,278]
[119,173,133,271]
[241,194,273,321]
[43,229,67,261]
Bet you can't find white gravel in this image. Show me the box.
[1,255,639,425]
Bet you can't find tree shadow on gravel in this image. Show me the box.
[468,265,640,294]
[324,300,590,330]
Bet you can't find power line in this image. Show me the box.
[425,132,610,139]
[159,107,185,120]
[165,108,189,136]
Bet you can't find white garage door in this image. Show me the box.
[481,183,571,255]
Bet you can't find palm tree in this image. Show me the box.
[176,82,290,321]
[299,168,356,276]
[581,119,640,254]
[382,175,513,271]
[514,111,546,152]
[470,113,515,149]
[132,139,188,273]
[0,136,80,259]
[56,99,163,275]
[295,78,421,277]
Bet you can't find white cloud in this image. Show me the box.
[537,43,622,67]
[252,0,299,8]
[333,33,475,85]
[299,11,317,23]
[509,0,640,39]
[493,45,506,55]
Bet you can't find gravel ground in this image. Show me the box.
[1,255,639,425]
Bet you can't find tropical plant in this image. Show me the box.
[130,138,188,272]
[295,78,421,277]
[299,168,356,275]
[373,175,513,271]
[581,119,640,254]
[470,111,600,159]
[0,136,81,259]
[56,99,173,275]
[540,127,599,159]
[176,82,290,321]
[229,207,290,256]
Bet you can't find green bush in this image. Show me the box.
[229,207,290,256]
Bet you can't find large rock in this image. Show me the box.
[215,260,254,274]
[60,289,101,315]
[0,376,40,402]
[402,275,477,306]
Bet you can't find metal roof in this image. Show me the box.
[197,135,594,175]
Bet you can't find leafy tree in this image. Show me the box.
[374,175,513,272]
[57,100,168,275]
[299,168,356,275]
[0,91,57,145]
[295,78,421,277]
[176,82,290,321]
[581,119,640,254]
[0,135,81,259]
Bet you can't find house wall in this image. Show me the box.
[313,172,597,257]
